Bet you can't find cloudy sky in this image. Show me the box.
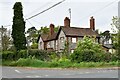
[0,0,120,33]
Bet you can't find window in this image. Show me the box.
[40,42,42,45]
[56,40,58,46]
[71,50,74,53]
[60,37,64,43]
[47,42,51,48]
[72,37,76,43]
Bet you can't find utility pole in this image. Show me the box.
[0,26,3,53]
[118,1,120,17]
[68,8,71,22]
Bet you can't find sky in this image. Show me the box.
[0,0,120,33]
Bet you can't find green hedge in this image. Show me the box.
[27,49,50,61]
[2,51,15,60]
[2,49,51,61]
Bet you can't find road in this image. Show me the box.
[1,66,119,78]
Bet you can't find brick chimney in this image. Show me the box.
[49,24,54,36]
[90,16,95,30]
[64,17,70,27]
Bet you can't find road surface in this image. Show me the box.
[1,66,119,78]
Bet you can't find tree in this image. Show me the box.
[12,2,26,51]
[0,26,12,51]
[100,30,111,44]
[26,27,38,44]
[70,36,107,62]
[38,26,59,34]
[38,26,49,34]
[111,16,120,54]
[2,31,11,51]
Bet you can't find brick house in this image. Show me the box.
[38,17,100,53]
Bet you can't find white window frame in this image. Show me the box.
[71,50,74,53]
[72,37,77,43]
[60,37,64,43]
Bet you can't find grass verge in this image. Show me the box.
[2,58,119,68]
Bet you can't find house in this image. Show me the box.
[38,17,100,53]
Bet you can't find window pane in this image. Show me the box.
[72,38,76,43]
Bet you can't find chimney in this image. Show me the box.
[64,17,70,27]
[49,24,54,36]
[90,16,95,30]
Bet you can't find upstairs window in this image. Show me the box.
[60,37,64,43]
[72,37,76,43]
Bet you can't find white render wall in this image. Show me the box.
[38,37,44,50]
[47,41,55,49]
[58,30,66,51]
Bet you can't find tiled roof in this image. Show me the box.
[40,33,57,42]
[38,26,100,42]
[61,26,99,37]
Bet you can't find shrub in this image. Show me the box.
[16,50,28,59]
[28,49,50,61]
[31,43,38,49]
[70,36,107,62]
[11,57,49,67]
[2,51,15,60]
[110,53,119,61]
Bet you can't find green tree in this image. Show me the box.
[0,26,12,51]
[26,27,38,44]
[38,26,59,34]
[12,2,26,51]
[111,16,120,54]
[70,36,107,62]
[100,30,111,44]
[39,26,49,34]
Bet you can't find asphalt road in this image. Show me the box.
[1,66,119,78]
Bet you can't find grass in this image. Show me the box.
[2,58,119,68]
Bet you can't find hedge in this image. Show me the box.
[1,49,51,61]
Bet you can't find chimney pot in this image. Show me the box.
[49,23,54,36]
[64,17,70,27]
[90,16,95,30]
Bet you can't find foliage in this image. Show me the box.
[0,26,12,51]
[2,51,15,60]
[100,30,111,44]
[2,58,119,67]
[111,16,120,54]
[49,51,60,62]
[27,49,50,61]
[110,53,120,61]
[26,27,38,44]
[31,43,38,49]
[12,2,26,51]
[38,26,59,34]
[38,26,49,34]
[1,49,51,61]
[70,36,107,62]
[62,41,69,58]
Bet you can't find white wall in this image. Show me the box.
[38,37,44,50]
[47,41,54,49]
[58,30,66,51]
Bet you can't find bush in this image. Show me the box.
[70,36,107,62]
[2,51,15,60]
[2,49,51,61]
[31,43,38,49]
[16,50,28,60]
[28,49,50,61]
[110,53,119,61]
